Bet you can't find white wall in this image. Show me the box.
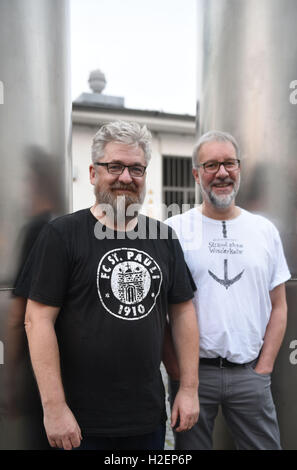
[72,124,96,210]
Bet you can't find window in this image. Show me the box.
[163,156,196,212]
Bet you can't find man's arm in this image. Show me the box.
[255,283,287,374]
[162,320,180,381]
[24,299,82,450]
[166,299,199,432]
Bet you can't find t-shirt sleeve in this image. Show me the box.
[14,223,70,307]
[269,226,291,291]
[167,234,197,304]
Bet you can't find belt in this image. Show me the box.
[200,357,248,368]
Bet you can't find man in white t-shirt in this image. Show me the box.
[163,130,290,450]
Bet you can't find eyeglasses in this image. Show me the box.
[94,162,147,177]
[197,159,240,174]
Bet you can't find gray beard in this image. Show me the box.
[200,176,240,209]
[208,188,237,208]
[94,186,145,223]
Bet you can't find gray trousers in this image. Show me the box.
[169,361,281,450]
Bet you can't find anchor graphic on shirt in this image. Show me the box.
[208,259,244,289]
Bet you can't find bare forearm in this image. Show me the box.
[24,301,81,449]
[170,305,199,389]
[256,284,288,373]
[25,320,66,409]
[162,320,180,380]
[257,306,287,372]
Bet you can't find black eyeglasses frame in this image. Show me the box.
[196,159,241,174]
[94,162,147,177]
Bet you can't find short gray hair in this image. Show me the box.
[92,120,152,164]
[192,130,240,168]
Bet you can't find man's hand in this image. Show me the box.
[253,363,272,375]
[171,386,199,433]
[43,403,82,450]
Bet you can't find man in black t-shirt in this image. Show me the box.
[15,121,199,451]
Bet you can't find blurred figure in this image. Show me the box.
[2,147,63,449]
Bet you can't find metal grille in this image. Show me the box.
[163,156,196,211]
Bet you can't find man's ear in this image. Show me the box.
[89,164,96,185]
[192,167,200,185]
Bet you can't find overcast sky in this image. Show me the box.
[70,0,198,115]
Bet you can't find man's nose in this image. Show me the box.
[215,163,229,178]
[118,167,133,183]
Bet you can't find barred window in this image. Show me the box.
[163,156,196,214]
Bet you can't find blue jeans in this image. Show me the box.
[73,424,166,450]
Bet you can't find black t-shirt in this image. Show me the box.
[15,209,195,437]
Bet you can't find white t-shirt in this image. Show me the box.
[165,208,291,363]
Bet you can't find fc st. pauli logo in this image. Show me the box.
[97,248,163,320]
